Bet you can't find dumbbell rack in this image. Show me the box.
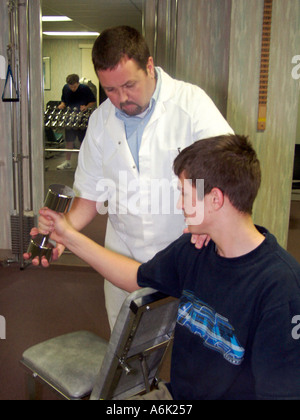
[44,106,94,155]
[44,105,93,131]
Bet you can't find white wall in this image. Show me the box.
[42,37,98,108]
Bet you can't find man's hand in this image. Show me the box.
[184,228,210,249]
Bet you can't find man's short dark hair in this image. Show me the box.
[66,74,79,85]
[173,134,261,214]
[92,26,151,73]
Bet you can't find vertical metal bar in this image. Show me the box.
[26,0,33,211]
[139,355,151,394]
[16,0,25,268]
[154,0,159,64]
[10,100,17,211]
[170,0,178,77]
[7,1,18,211]
[26,373,42,400]
[142,0,145,37]
[165,0,171,73]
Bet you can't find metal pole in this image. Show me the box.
[154,0,159,64]
[142,0,145,37]
[7,1,18,211]
[8,0,24,267]
[15,0,25,268]
[44,148,80,153]
[165,0,171,73]
[26,0,33,212]
[170,0,178,77]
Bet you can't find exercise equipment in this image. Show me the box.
[44,105,94,131]
[21,288,178,400]
[26,184,75,263]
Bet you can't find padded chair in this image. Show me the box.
[20,288,178,400]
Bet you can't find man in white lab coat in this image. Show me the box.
[27,26,233,330]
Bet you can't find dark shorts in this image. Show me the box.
[65,128,86,144]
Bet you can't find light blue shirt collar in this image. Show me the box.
[114,68,162,171]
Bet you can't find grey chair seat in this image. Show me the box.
[22,331,108,399]
[20,288,178,400]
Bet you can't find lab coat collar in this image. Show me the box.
[156,67,176,102]
[146,67,175,125]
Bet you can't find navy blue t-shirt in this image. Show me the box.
[137,227,300,400]
[61,84,96,110]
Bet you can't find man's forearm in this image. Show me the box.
[63,228,141,293]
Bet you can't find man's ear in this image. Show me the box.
[146,57,155,78]
[210,187,224,211]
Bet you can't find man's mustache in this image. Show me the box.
[120,101,140,109]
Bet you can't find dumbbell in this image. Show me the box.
[27,184,75,263]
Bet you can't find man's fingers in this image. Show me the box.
[195,235,206,249]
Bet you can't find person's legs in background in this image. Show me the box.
[57,129,77,170]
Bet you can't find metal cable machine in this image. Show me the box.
[2,0,42,269]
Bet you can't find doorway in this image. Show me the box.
[40,1,143,265]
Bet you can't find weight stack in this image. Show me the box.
[10,214,35,255]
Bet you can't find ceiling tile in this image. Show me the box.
[42,0,143,36]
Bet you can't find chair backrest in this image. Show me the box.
[90,288,179,400]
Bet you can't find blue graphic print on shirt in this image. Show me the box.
[177,290,245,365]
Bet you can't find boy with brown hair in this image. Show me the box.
[33,134,300,400]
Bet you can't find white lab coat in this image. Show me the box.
[74,68,233,327]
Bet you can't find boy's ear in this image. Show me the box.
[210,187,224,210]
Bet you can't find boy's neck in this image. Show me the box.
[212,215,266,259]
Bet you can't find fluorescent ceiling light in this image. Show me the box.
[43,31,100,36]
[42,16,73,22]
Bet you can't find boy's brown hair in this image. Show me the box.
[173,134,261,214]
